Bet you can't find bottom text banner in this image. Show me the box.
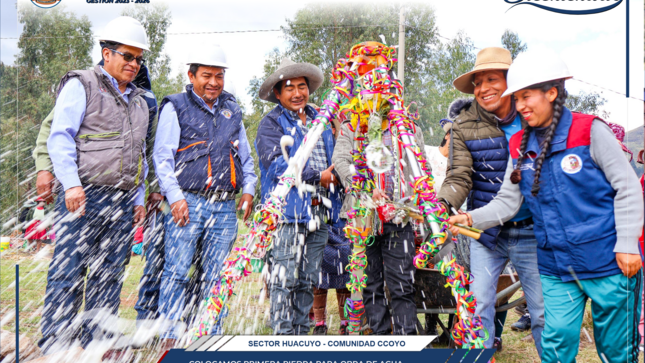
[159,336,496,363]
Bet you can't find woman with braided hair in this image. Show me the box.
[448,50,643,363]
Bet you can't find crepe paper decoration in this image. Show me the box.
[191,42,490,354]
[336,42,489,351]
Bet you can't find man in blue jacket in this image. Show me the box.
[154,45,257,350]
[256,58,339,335]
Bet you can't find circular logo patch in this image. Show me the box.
[561,154,583,174]
[31,0,62,8]
[221,109,232,119]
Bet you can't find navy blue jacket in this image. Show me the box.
[255,104,342,224]
[439,99,524,249]
[510,109,621,281]
[133,64,158,141]
[160,85,243,193]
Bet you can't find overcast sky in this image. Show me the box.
[2,0,643,132]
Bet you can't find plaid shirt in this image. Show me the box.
[381,130,396,198]
[288,110,328,196]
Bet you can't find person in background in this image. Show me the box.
[636,146,643,352]
[449,50,643,363]
[424,119,452,191]
[24,198,47,252]
[310,119,351,336]
[131,226,144,256]
[639,154,644,353]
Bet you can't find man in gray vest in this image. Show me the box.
[39,17,150,357]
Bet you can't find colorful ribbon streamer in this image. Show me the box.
[191,42,490,353]
[338,42,489,350]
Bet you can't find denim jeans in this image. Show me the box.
[39,186,135,354]
[270,207,328,335]
[469,225,544,356]
[134,209,205,324]
[364,223,417,335]
[158,193,237,339]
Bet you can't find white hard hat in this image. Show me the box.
[502,50,572,97]
[99,16,149,51]
[186,45,228,69]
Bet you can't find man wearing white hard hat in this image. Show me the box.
[40,16,151,357]
[153,45,257,350]
[449,50,643,363]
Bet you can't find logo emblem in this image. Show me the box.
[31,0,62,8]
[561,154,583,174]
[504,0,622,15]
[221,109,232,119]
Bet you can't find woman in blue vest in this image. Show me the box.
[449,50,643,363]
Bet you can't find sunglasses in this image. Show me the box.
[110,49,145,65]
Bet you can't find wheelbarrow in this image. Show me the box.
[413,234,525,344]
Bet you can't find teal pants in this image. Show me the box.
[540,273,642,363]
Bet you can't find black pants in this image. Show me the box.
[364,223,416,335]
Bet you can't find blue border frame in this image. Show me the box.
[626,0,629,98]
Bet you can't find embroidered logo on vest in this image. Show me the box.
[221,109,232,119]
[520,162,534,171]
[561,154,583,174]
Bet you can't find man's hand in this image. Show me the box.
[146,192,164,214]
[447,215,470,236]
[37,170,56,204]
[238,193,254,222]
[133,205,146,227]
[371,188,389,203]
[170,199,190,227]
[320,164,339,189]
[65,186,86,215]
[616,253,642,278]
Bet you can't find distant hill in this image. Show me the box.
[625,126,643,177]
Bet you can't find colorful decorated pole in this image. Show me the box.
[191,41,488,351]
[336,42,489,349]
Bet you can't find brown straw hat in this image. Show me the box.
[453,47,513,94]
[259,58,324,104]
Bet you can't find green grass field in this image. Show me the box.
[1,244,642,363]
